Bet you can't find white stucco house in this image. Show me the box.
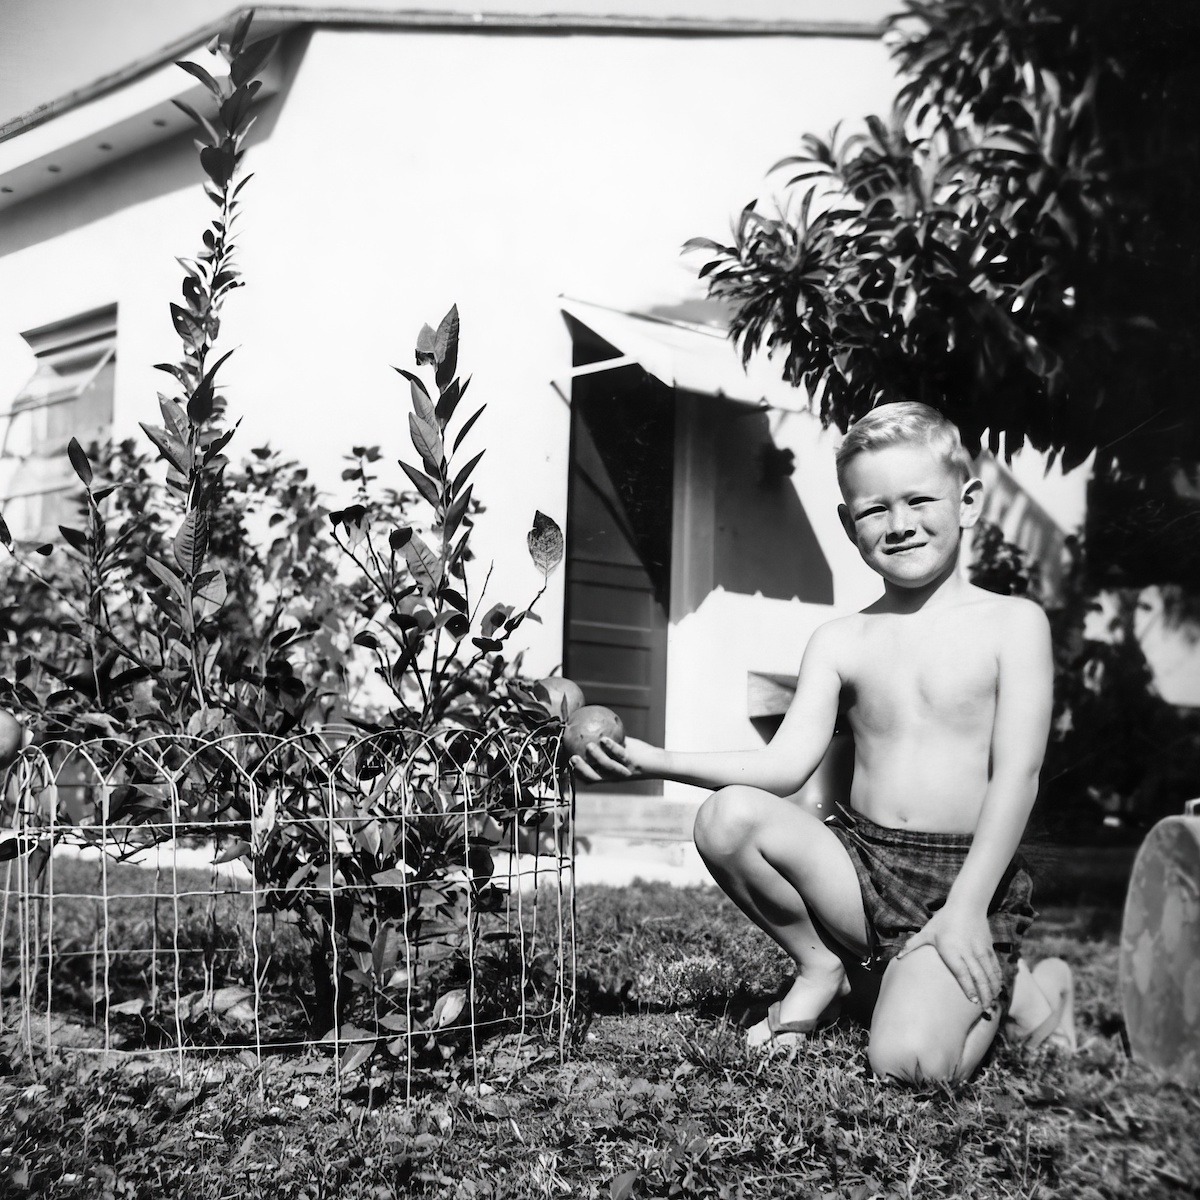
[0,1,1123,839]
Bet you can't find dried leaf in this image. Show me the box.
[527,510,563,576]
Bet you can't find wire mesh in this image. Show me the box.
[0,727,576,1097]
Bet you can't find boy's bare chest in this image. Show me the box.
[840,613,998,729]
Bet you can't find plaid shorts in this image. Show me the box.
[824,802,1036,996]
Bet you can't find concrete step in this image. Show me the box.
[574,793,702,842]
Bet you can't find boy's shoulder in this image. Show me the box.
[812,587,1049,644]
[956,586,1050,635]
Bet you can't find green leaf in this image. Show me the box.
[0,512,12,549]
[440,586,467,613]
[353,631,380,650]
[409,380,438,428]
[170,303,204,347]
[199,144,236,189]
[159,395,189,440]
[339,1038,377,1074]
[527,510,563,576]
[453,405,486,452]
[399,460,442,508]
[408,413,444,476]
[403,533,442,592]
[226,10,254,57]
[611,1170,638,1200]
[231,37,277,89]
[214,839,251,864]
[145,555,189,604]
[187,380,214,424]
[444,483,473,539]
[681,236,725,253]
[175,59,224,99]
[394,366,429,398]
[58,526,90,554]
[172,98,220,144]
[194,566,227,618]
[389,526,413,552]
[67,438,92,485]
[432,987,466,1027]
[453,449,485,493]
[372,868,412,888]
[173,509,210,576]
[434,305,459,389]
[139,423,190,474]
[435,378,461,426]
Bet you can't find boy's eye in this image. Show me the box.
[856,507,885,520]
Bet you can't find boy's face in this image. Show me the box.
[837,444,981,589]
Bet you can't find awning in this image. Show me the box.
[559,296,815,413]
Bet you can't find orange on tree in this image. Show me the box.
[535,676,586,720]
[0,710,24,768]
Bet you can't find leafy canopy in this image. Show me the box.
[688,0,1200,485]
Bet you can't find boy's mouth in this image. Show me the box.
[885,543,925,555]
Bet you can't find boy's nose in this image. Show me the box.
[886,513,916,539]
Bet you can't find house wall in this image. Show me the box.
[0,25,898,689]
[663,400,882,799]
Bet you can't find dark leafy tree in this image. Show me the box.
[688,0,1200,584]
[971,526,1200,830]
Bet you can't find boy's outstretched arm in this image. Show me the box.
[898,600,1054,1010]
[572,622,844,797]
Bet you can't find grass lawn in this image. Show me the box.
[2,873,1197,1199]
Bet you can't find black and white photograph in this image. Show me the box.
[0,1,1197,1196]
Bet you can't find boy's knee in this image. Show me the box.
[868,1024,961,1085]
[693,786,764,857]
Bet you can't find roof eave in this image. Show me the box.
[2,4,887,145]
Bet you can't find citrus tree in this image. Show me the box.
[0,15,573,1063]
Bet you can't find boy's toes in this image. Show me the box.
[745,1001,820,1051]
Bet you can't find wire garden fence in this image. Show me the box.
[0,728,575,1096]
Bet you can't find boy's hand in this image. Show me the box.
[897,905,1003,1012]
[569,736,654,784]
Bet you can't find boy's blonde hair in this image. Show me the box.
[835,402,975,491]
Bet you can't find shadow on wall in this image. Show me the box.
[709,398,833,606]
[0,29,310,258]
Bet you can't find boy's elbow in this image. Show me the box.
[754,746,811,795]
[992,763,1042,804]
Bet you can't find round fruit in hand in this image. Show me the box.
[0,710,25,768]
[535,676,585,720]
[562,705,625,761]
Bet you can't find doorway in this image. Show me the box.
[564,349,673,795]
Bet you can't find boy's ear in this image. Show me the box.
[958,477,984,528]
[837,503,857,544]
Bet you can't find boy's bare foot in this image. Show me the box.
[747,962,850,1049]
[1008,957,1076,1055]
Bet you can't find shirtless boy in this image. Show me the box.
[572,402,1074,1084]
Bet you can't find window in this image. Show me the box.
[0,305,116,542]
